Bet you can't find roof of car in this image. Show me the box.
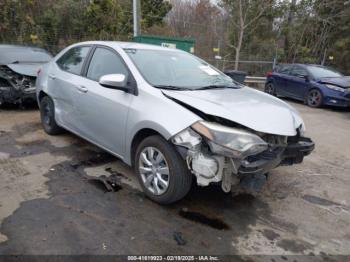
[73,41,182,52]
[276,63,324,67]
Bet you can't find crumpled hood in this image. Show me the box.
[163,87,304,136]
[7,63,45,77]
[317,76,350,88]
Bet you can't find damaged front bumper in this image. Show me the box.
[238,136,314,194]
[173,123,315,195]
[0,65,37,105]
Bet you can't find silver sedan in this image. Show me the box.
[36,41,314,204]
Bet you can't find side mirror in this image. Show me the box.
[99,74,128,92]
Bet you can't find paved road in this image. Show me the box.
[0,101,349,257]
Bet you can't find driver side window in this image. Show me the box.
[87,47,129,82]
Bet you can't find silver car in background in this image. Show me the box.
[36,41,314,204]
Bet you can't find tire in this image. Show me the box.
[134,135,192,204]
[306,89,323,108]
[264,82,275,96]
[40,96,64,135]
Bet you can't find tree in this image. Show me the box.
[276,0,350,69]
[141,0,172,28]
[166,0,227,59]
[0,0,173,53]
[283,0,296,61]
[320,0,350,73]
[222,0,271,70]
[83,0,126,40]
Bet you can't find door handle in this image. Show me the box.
[48,74,56,80]
[76,85,88,93]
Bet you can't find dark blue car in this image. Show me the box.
[265,64,350,108]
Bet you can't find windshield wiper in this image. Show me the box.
[154,84,240,91]
[195,84,239,90]
[153,85,192,91]
[10,60,49,64]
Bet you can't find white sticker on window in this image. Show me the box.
[199,65,220,76]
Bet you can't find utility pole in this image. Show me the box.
[133,0,141,37]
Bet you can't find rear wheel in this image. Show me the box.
[134,135,192,204]
[264,82,276,96]
[307,89,323,108]
[40,96,64,135]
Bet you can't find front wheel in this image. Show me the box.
[306,89,323,108]
[134,135,192,204]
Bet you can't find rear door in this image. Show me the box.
[273,64,292,96]
[287,65,310,100]
[73,46,134,158]
[49,45,91,132]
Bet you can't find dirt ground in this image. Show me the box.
[0,99,349,258]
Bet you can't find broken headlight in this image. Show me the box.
[192,121,268,159]
[172,128,202,149]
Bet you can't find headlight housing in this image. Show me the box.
[192,121,268,158]
[325,84,345,92]
[172,128,202,148]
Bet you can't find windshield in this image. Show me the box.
[124,49,238,90]
[307,66,343,78]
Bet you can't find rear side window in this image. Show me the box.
[57,46,90,75]
[87,47,129,81]
[290,66,308,77]
[276,65,292,75]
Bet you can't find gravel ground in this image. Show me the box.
[0,100,349,258]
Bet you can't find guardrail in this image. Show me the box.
[244,76,267,91]
[244,76,267,84]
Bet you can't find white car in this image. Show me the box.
[36,41,314,204]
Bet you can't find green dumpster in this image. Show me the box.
[133,35,195,53]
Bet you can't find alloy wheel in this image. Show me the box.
[138,147,170,195]
[308,90,322,107]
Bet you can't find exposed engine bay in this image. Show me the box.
[0,65,37,105]
[172,120,314,195]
